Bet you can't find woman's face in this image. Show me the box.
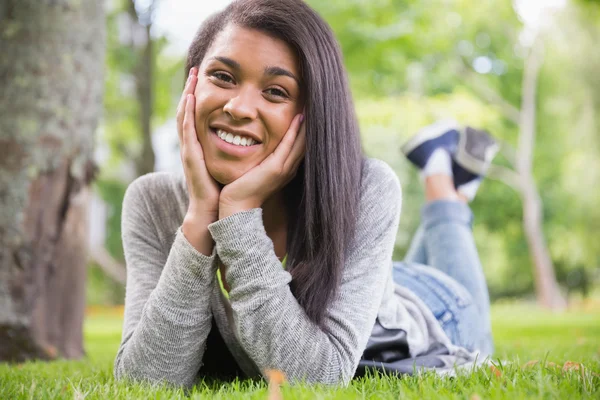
[194,24,303,185]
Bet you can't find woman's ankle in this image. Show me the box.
[424,174,461,203]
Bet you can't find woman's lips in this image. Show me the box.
[210,128,260,157]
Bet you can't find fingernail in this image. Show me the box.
[299,114,304,123]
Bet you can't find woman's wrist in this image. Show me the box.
[218,198,260,220]
[181,211,217,256]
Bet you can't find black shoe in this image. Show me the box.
[401,120,460,170]
[453,126,499,187]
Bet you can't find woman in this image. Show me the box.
[114,0,494,388]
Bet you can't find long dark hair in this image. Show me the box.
[186,0,363,326]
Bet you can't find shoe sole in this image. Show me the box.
[400,119,460,155]
[454,128,500,175]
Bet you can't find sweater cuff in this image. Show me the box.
[208,208,287,287]
[167,227,218,284]
[208,208,264,243]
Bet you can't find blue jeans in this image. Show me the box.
[393,200,494,356]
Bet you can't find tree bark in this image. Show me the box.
[0,0,105,361]
[517,39,566,309]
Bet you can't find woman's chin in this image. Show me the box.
[207,164,247,185]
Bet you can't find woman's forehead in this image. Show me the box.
[204,24,300,76]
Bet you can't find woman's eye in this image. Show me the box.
[212,72,234,83]
[265,88,288,99]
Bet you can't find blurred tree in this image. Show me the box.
[102,0,181,179]
[539,0,600,293]
[128,0,156,176]
[91,0,183,285]
[0,0,104,361]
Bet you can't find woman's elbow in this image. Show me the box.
[113,353,195,389]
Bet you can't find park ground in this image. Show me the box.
[0,302,599,399]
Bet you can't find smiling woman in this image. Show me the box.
[113,0,495,390]
[193,25,303,184]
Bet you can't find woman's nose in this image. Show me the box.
[223,88,258,121]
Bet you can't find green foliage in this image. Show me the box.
[94,178,128,260]
[88,178,129,306]
[86,264,126,306]
[308,0,523,104]
[306,0,600,296]
[1,304,598,399]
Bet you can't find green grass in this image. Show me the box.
[1,303,599,399]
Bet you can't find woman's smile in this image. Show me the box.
[194,23,303,184]
[208,125,262,158]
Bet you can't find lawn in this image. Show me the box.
[1,303,598,399]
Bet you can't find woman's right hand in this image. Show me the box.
[177,68,221,254]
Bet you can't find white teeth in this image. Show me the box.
[215,129,257,147]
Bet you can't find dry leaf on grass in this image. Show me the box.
[489,365,502,378]
[522,360,559,369]
[470,394,482,400]
[562,361,585,373]
[265,369,286,400]
[522,360,539,368]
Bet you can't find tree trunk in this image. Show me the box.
[468,34,567,309]
[517,37,566,310]
[521,181,566,309]
[128,0,156,176]
[0,0,105,362]
[136,22,155,176]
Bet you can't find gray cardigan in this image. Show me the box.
[114,158,466,388]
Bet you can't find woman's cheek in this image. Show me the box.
[269,111,296,144]
[194,81,219,120]
[194,82,214,105]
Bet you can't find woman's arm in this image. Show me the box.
[114,174,217,388]
[115,69,223,388]
[209,159,401,385]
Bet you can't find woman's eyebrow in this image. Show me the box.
[211,56,299,85]
[264,66,299,85]
[211,56,241,70]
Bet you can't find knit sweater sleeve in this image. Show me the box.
[114,174,217,388]
[207,159,401,385]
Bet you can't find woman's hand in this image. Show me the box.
[177,68,221,254]
[218,114,306,219]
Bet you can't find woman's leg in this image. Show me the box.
[398,123,498,355]
[404,174,461,265]
[420,175,491,320]
[404,225,427,265]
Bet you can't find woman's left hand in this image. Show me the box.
[219,114,306,219]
